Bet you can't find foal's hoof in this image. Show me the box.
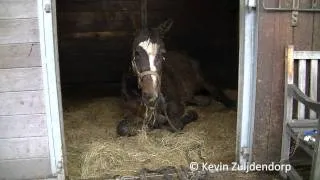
[187,95,212,106]
[116,119,138,136]
[181,110,198,125]
[117,119,130,136]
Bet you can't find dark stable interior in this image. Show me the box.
[56,0,239,98]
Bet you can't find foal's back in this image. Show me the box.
[161,51,205,102]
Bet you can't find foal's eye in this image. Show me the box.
[135,51,139,56]
[155,57,163,66]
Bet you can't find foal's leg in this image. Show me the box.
[163,101,198,132]
[190,58,237,108]
[186,95,212,106]
[180,109,198,125]
[116,116,144,136]
[203,83,237,108]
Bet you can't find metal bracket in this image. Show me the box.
[247,0,256,8]
[53,160,63,176]
[291,11,299,27]
[240,147,250,161]
[44,3,51,13]
[292,0,299,27]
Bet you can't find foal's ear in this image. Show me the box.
[157,18,174,38]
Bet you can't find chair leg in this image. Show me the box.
[310,123,320,180]
[280,126,291,179]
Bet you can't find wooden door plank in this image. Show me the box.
[0,91,45,116]
[268,0,294,161]
[0,19,39,44]
[0,137,49,160]
[0,43,41,68]
[0,0,37,19]
[0,114,47,138]
[0,158,51,179]
[0,68,43,92]
[293,0,314,51]
[253,0,277,162]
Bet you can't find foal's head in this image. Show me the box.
[131,19,173,106]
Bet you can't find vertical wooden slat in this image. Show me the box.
[297,60,306,119]
[312,2,320,113]
[309,59,318,119]
[268,3,293,160]
[287,45,294,120]
[293,0,314,119]
[281,45,294,178]
[253,0,294,163]
[253,0,275,162]
[310,114,320,180]
[311,6,320,179]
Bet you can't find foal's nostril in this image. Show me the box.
[142,93,152,99]
[142,93,157,102]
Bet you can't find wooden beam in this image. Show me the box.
[288,119,318,128]
[293,51,320,59]
[61,31,133,39]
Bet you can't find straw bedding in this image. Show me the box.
[62,95,238,179]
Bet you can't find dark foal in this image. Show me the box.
[117,19,236,136]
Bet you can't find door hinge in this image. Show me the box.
[291,11,299,27]
[247,0,256,8]
[55,160,63,175]
[291,0,299,27]
[240,147,250,161]
[44,3,51,13]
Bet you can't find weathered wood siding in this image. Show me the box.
[253,0,320,163]
[0,0,51,179]
[57,0,239,97]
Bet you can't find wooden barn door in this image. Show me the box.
[37,0,66,178]
[253,0,320,163]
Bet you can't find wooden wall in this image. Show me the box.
[56,0,239,97]
[0,0,52,179]
[253,0,320,163]
[56,0,181,96]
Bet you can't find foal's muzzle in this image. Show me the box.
[139,72,160,106]
[142,92,159,105]
[131,60,161,105]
